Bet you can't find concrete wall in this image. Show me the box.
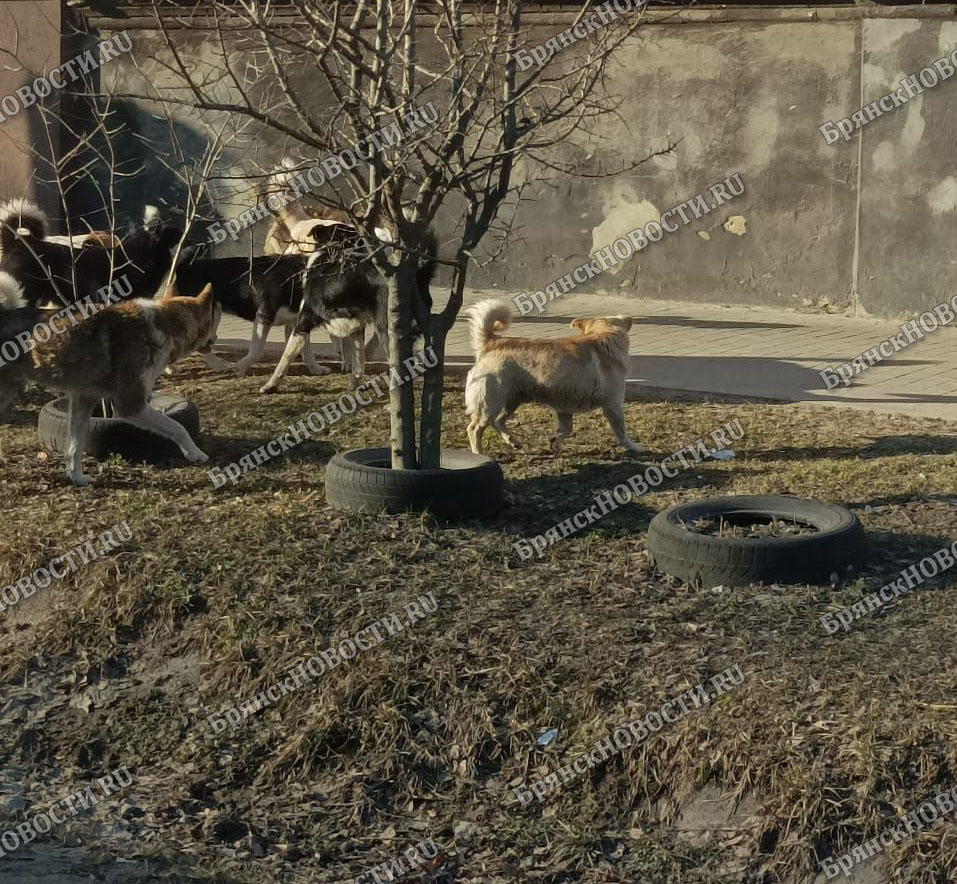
[4,5,957,318]
[859,19,957,317]
[0,1,64,217]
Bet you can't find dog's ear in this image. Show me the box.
[570,318,587,333]
[611,315,633,332]
[197,283,218,316]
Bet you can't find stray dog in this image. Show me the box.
[263,158,355,257]
[0,200,183,308]
[262,158,376,371]
[464,299,642,456]
[169,251,331,379]
[258,226,437,394]
[0,272,221,485]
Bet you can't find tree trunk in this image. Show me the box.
[388,259,418,469]
[418,319,445,469]
[419,257,468,469]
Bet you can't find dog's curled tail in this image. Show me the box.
[0,199,46,253]
[0,271,26,311]
[466,299,512,354]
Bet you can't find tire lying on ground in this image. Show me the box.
[647,494,865,587]
[38,394,201,463]
[325,446,504,520]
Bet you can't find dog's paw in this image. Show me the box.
[259,383,279,395]
[235,363,251,378]
[67,472,92,487]
[187,449,210,465]
[309,364,332,377]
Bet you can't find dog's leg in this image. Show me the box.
[602,403,644,455]
[296,327,329,377]
[491,411,521,449]
[347,331,365,391]
[0,372,23,413]
[331,334,350,373]
[366,325,383,361]
[467,415,489,454]
[260,331,307,394]
[65,395,96,486]
[550,412,574,454]
[122,404,208,464]
[236,317,270,377]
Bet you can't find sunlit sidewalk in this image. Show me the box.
[215,291,957,422]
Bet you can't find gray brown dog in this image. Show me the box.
[0,273,220,485]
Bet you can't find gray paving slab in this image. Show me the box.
[212,291,957,422]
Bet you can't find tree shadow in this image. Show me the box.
[748,434,957,463]
[492,458,737,538]
[199,432,336,472]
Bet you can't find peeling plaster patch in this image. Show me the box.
[864,19,921,56]
[871,140,896,173]
[723,215,747,236]
[697,231,711,241]
[591,197,659,276]
[927,177,957,214]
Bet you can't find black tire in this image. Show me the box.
[647,495,865,587]
[38,394,201,463]
[325,447,504,520]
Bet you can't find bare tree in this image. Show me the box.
[118,0,662,469]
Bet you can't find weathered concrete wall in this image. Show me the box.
[5,6,957,318]
[858,19,957,317]
[0,1,64,217]
[494,20,861,312]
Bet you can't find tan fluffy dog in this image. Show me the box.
[464,299,641,456]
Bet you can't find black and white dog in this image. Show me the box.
[0,200,184,308]
[168,249,326,378]
[258,227,437,394]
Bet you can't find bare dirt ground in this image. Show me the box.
[2,358,957,883]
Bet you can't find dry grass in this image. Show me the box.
[1,357,957,883]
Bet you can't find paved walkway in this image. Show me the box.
[215,291,957,422]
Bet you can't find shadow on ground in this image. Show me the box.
[500,459,736,537]
[0,844,241,883]
[626,355,955,407]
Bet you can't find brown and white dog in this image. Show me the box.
[0,273,221,485]
[464,299,642,456]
